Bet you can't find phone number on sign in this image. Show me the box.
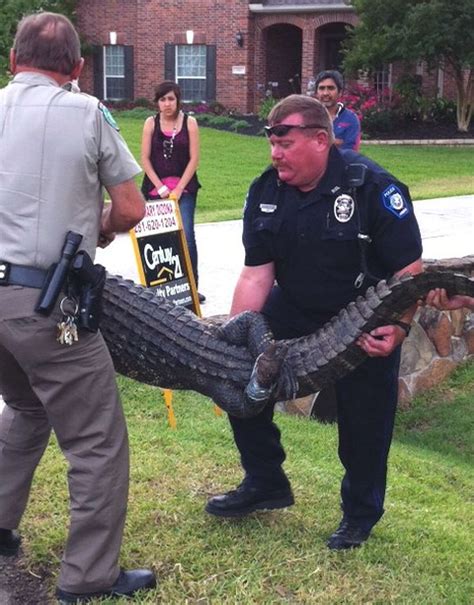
[135,215,177,234]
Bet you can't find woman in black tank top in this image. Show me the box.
[141,81,204,301]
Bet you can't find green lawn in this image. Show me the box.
[12,116,473,603]
[23,361,474,603]
[117,116,474,224]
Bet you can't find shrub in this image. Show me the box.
[103,99,137,110]
[183,101,229,115]
[182,101,211,114]
[134,97,154,109]
[257,96,278,121]
[424,98,457,125]
[231,119,251,133]
[194,114,255,134]
[206,115,238,128]
[393,74,423,119]
[207,100,227,115]
[195,114,239,129]
[0,71,11,88]
[340,84,395,120]
[361,107,401,135]
[340,84,404,136]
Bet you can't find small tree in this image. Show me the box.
[343,0,473,132]
[0,0,76,79]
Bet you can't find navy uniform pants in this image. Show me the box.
[228,298,401,532]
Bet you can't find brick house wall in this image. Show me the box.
[77,0,253,111]
[251,9,357,110]
[76,0,458,113]
[78,0,138,97]
[390,61,458,103]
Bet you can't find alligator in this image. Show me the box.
[101,271,474,418]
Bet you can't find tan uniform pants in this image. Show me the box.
[0,286,129,593]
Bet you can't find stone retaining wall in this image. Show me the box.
[278,256,474,419]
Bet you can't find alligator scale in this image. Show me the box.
[101,271,474,418]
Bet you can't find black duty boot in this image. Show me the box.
[205,481,294,518]
[0,528,21,557]
[327,519,371,550]
[56,568,156,603]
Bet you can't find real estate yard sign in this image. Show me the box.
[130,198,200,315]
[129,197,203,427]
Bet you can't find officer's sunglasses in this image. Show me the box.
[264,123,326,138]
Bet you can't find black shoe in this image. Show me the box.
[56,569,156,603]
[326,520,371,550]
[205,482,294,518]
[198,292,206,303]
[0,528,21,557]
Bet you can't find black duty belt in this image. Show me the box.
[0,262,48,289]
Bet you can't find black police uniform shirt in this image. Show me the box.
[242,146,423,334]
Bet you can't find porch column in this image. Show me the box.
[301,23,315,95]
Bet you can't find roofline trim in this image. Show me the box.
[249,3,354,14]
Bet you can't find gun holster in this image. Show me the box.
[68,251,106,332]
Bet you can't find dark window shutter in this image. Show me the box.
[92,45,104,100]
[164,44,176,81]
[206,45,216,101]
[124,46,134,100]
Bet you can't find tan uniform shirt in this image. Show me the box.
[0,72,141,267]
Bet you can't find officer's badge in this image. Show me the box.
[381,184,409,218]
[98,102,119,131]
[334,194,355,223]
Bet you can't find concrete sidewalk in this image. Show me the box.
[96,194,474,317]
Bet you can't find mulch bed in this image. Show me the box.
[365,122,474,140]
[222,114,474,140]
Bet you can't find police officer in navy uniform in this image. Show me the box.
[206,95,423,550]
[0,12,157,601]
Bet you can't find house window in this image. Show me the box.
[92,45,134,101]
[437,65,444,98]
[374,65,392,102]
[176,45,207,101]
[164,43,216,102]
[103,45,125,100]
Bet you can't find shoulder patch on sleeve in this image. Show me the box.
[381,184,410,219]
[98,102,119,131]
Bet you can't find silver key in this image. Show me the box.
[57,316,79,346]
[57,298,79,346]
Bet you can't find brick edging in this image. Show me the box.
[363,139,474,145]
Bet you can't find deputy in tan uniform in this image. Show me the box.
[0,12,156,603]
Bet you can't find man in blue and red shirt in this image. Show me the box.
[315,70,361,151]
